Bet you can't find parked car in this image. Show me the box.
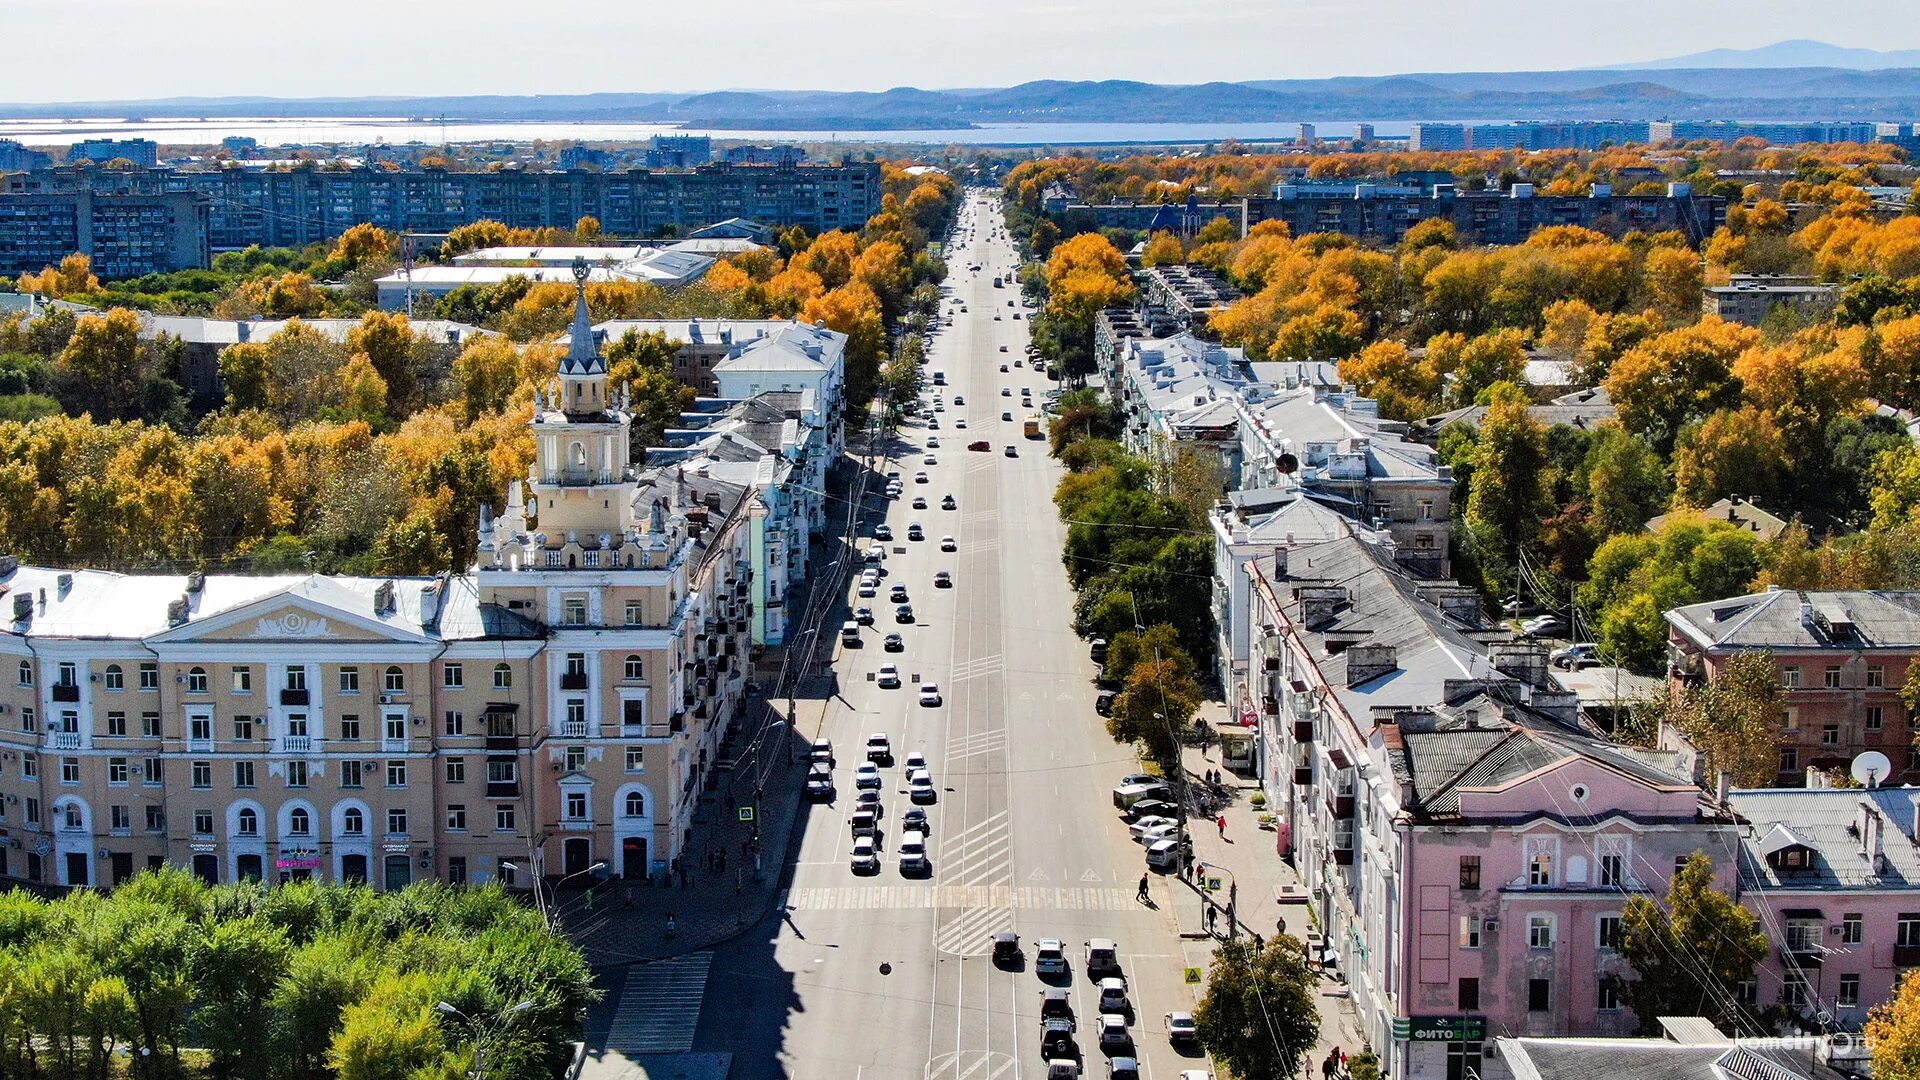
[1521,614,1567,639]
[1552,642,1601,669]
[1095,690,1116,716]
[898,834,929,875]
[873,523,893,541]
[993,932,1022,965]
[1123,799,1178,824]
[1097,977,1129,1014]
[1146,838,1184,871]
[1097,1015,1130,1053]
[841,621,862,646]
[810,739,834,766]
[854,606,874,625]
[805,763,834,800]
[1128,816,1179,842]
[1165,1012,1199,1046]
[1116,772,1154,787]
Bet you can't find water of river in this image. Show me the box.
[0,116,1414,148]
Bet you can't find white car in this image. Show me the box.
[878,664,901,689]
[1129,815,1179,842]
[940,536,957,551]
[857,580,878,598]
[923,454,937,465]
[851,836,879,874]
[909,770,937,803]
[927,437,940,448]
[855,762,881,789]
[899,834,929,875]
[872,524,893,541]
[955,419,967,429]
[904,751,928,772]
[915,472,929,484]
[919,683,943,707]
[1135,822,1183,847]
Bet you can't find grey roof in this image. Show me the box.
[1417,402,1617,439]
[1248,360,1342,391]
[1667,589,1920,652]
[1647,497,1790,541]
[1728,786,1920,891]
[1499,1037,1837,1080]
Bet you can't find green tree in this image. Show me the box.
[1108,655,1202,771]
[1583,426,1670,538]
[192,916,291,1080]
[1640,651,1784,786]
[1612,851,1767,1035]
[1194,936,1321,1080]
[1465,383,1548,573]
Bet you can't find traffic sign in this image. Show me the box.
[1184,967,1204,985]
[738,806,755,822]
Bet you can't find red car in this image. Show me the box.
[968,440,991,452]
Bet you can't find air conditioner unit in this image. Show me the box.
[363,761,377,771]
[1483,918,1500,932]
[379,694,394,705]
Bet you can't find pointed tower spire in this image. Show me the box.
[557,256,609,416]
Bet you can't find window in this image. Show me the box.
[233,761,255,788]
[20,753,35,780]
[446,805,467,831]
[1823,724,1840,746]
[1598,915,1624,950]
[436,710,462,738]
[1784,973,1811,1008]
[143,757,161,785]
[487,759,517,784]
[1783,707,1799,730]
[383,666,405,693]
[138,663,158,690]
[563,596,588,626]
[15,660,29,687]
[338,667,359,694]
[625,747,645,773]
[443,663,464,689]
[1840,973,1862,1007]
[624,654,645,681]
[18,706,30,734]
[341,808,364,835]
[59,754,81,782]
[486,710,515,738]
[106,711,127,736]
[110,805,130,831]
[565,745,586,773]
[566,700,586,728]
[625,600,644,626]
[56,661,75,687]
[189,714,212,743]
[1843,913,1864,945]
[1458,977,1479,1011]
[1459,915,1481,949]
[23,798,37,827]
[1597,977,1621,1011]
[448,857,466,886]
[103,664,123,690]
[108,757,128,785]
[339,714,360,741]
[386,761,407,788]
[493,664,512,689]
[1898,913,1920,947]
[1869,706,1884,732]
[140,711,159,737]
[233,715,253,741]
[284,666,307,691]
[1786,919,1822,952]
[565,791,588,820]
[1782,665,1801,688]
[495,805,516,832]
[191,761,211,789]
[145,806,164,831]
[1528,914,1554,949]
[186,667,208,693]
[1528,979,1551,1013]
[384,715,406,744]
[1600,853,1624,888]
[1528,849,1553,887]
[624,790,646,817]
[286,761,307,788]
[566,652,588,677]
[1737,980,1758,1007]
[340,760,363,788]
[236,808,259,836]
[1780,747,1798,774]
[287,714,310,739]
[231,666,252,692]
[1825,665,1843,689]
[193,809,214,835]
[386,808,408,835]
[1869,665,1887,688]
[1674,855,1692,879]
[284,806,310,835]
[446,757,466,784]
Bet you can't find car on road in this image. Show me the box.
[955,418,967,428]
[1095,690,1117,716]
[890,584,909,603]
[909,769,937,802]
[905,751,927,772]
[841,621,862,646]
[903,806,929,832]
[927,436,940,448]
[1122,799,1177,824]
[1165,1012,1198,1046]
[898,834,929,875]
[1146,838,1184,872]
[805,763,834,799]
[850,836,879,874]
[854,761,882,789]
[992,931,1022,965]
[810,739,834,765]
[853,787,884,816]
[857,579,878,598]
[866,733,892,762]
[1521,614,1567,638]
[1035,939,1069,977]
[1005,445,1017,456]
[1012,313,1022,321]
[918,683,942,707]
[915,471,929,484]
[872,523,892,541]
[1085,939,1121,977]
[895,603,915,623]
[1046,1059,1080,1080]
[884,484,902,499]
[1552,642,1601,669]
[1097,978,1129,1015]
[999,344,1009,352]
[935,571,952,588]
[941,535,957,551]
[1008,299,1016,307]
[1107,1059,1138,1080]
[923,454,937,465]
[941,494,957,510]
[1002,387,1012,396]
[912,496,927,509]
[968,440,991,452]
[1128,815,1178,841]
[854,606,874,625]
[954,395,965,405]
[926,417,938,429]
[1042,1017,1078,1064]
[883,633,904,652]
[1001,411,1013,421]
[1000,364,1010,372]
[1041,987,1074,1021]
[907,523,924,540]
[877,664,901,688]
[1097,1015,1130,1053]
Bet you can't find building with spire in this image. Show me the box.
[0,260,754,891]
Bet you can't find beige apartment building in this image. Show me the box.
[0,275,754,891]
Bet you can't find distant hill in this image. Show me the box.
[1611,39,1920,70]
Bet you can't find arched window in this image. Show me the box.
[341,808,364,835]
[383,666,405,693]
[236,808,259,836]
[569,442,587,468]
[15,661,29,687]
[103,664,123,690]
[493,663,513,689]
[63,803,82,829]
[624,655,644,681]
[288,808,311,836]
[186,667,208,693]
[624,791,646,818]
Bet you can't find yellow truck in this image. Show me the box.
[1023,418,1041,440]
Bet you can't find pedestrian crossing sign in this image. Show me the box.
[738,806,755,821]
[1184,967,1203,984]
[1205,874,1224,892]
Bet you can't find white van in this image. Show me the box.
[841,621,861,646]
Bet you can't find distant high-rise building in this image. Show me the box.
[66,138,159,168]
[1352,124,1375,144]
[220,136,259,159]
[0,139,51,171]
[1296,123,1317,146]
[723,144,806,166]
[645,134,712,169]
[0,189,208,277]
[1408,123,1468,151]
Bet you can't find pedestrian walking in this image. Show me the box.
[1216,814,1227,838]
[665,911,678,937]
[1322,1052,1337,1080]
[1137,874,1150,902]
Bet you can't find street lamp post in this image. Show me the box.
[499,860,606,928]
[436,1000,533,1080]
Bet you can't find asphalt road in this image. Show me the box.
[696,191,1208,1080]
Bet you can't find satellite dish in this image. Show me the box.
[1276,452,1299,475]
[1852,751,1892,789]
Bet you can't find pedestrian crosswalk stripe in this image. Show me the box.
[786,885,1133,912]
[604,952,712,1055]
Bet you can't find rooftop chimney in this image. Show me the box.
[1345,644,1398,687]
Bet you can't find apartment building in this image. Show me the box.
[0,275,754,892]
[1111,332,1252,480]
[1666,589,1920,785]
[1241,183,1726,246]
[1703,275,1840,328]
[68,139,159,168]
[0,189,208,277]
[1137,264,1240,334]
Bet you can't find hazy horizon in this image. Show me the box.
[5,0,1917,103]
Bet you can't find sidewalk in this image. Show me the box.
[1166,706,1366,1067]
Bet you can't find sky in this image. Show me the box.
[5,0,1918,101]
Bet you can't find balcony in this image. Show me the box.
[1292,716,1314,743]
[280,688,309,706]
[1895,943,1920,967]
[559,672,589,691]
[561,720,589,738]
[670,712,686,734]
[1326,773,1356,819]
[381,737,408,752]
[50,730,81,750]
[1781,944,1825,968]
[485,734,518,752]
[1261,695,1278,716]
[280,734,311,753]
[51,683,79,702]
[486,781,521,799]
